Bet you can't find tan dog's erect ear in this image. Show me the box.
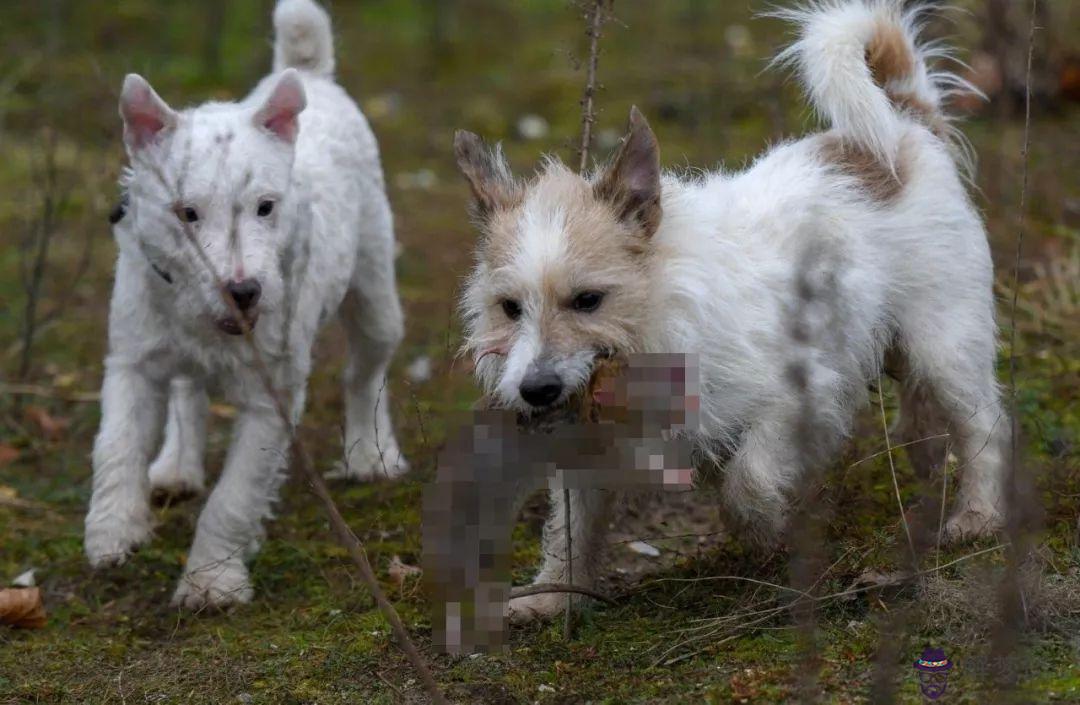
[595,106,662,237]
[454,130,519,218]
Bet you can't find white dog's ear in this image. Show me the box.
[595,106,662,237]
[454,130,519,217]
[119,74,177,151]
[254,69,307,143]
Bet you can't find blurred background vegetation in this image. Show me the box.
[1,1,1078,703]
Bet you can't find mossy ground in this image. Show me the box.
[1,2,1078,703]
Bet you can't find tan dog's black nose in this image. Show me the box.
[519,370,563,408]
[226,278,262,312]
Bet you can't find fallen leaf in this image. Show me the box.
[24,406,70,440]
[387,555,422,587]
[0,444,18,467]
[0,587,47,629]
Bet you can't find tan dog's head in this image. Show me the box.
[456,107,663,414]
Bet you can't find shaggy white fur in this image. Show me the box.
[456,0,1009,623]
[84,0,408,609]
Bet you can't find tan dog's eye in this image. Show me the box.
[571,291,604,313]
[501,299,522,320]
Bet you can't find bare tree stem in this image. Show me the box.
[564,0,614,641]
[577,0,611,173]
[140,153,448,704]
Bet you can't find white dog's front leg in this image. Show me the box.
[510,488,615,624]
[172,405,289,610]
[149,376,208,501]
[85,361,166,567]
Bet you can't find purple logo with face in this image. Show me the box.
[913,647,953,700]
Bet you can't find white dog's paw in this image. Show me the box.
[508,591,568,625]
[148,460,205,504]
[85,516,153,568]
[172,560,253,611]
[944,504,1004,544]
[328,439,409,481]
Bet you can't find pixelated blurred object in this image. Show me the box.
[424,354,699,653]
[0,587,46,629]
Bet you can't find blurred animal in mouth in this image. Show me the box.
[85,0,408,610]
[424,353,698,653]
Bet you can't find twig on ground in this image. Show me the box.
[510,582,617,605]
[0,383,100,403]
[877,377,917,567]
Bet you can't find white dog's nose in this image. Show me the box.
[519,369,562,407]
[225,278,262,312]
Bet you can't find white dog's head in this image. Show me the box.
[114,70,306,335]
[456,107,663,414]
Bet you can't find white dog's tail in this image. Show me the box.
[772,1,975,172]
[273,0,336,77]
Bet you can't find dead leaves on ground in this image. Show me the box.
[0,587,47,629]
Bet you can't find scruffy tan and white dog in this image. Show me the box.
[85,0,407,609]
[455,0,1009,622]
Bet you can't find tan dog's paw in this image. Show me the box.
[944,504,1003,544]
[508,591,567,625]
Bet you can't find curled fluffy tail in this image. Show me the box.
[273,0,335,77]
[773,1,973,172]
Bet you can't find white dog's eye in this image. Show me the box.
[500,299,522,321]
[257,199,275,217]
[571,291,604,313]
[174,204,199,224]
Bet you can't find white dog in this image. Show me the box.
[85,0,407,609]
[454,0,1009,622]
